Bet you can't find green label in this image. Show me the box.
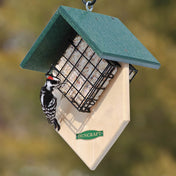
[76,130,103,140]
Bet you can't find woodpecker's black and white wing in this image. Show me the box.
[40,86,60,130]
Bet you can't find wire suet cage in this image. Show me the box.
[46,35,137,113]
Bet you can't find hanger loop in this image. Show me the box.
[82,0,96,6]
[86,1,93,11]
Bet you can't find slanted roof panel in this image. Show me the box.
[20,6,160,72]
[59,6,160,69]
[20,11,76,72]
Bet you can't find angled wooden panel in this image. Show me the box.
[54,63,130,170]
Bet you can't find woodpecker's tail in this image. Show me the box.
[53,118,60,131]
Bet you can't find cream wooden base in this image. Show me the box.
[55,63,130,170]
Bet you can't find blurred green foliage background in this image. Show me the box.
[0,0,176,175]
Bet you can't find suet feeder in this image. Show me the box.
[20,6,160,170]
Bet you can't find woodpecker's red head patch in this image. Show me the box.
[47,76,54,80]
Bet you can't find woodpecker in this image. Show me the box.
[40,75,63,131]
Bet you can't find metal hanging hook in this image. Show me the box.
[82,0,96,6]
[82,0,96,11]
[86,1,93,11]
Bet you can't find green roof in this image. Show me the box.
[20,6,160,73]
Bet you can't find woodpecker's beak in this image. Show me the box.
[46,75,59,82]
[54,78,60,84]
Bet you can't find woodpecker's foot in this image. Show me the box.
[53,118,60,131]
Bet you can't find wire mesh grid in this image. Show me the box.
[129,64,138,82]
[46,35,120,112]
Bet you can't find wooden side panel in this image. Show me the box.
[55,63,130,170]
